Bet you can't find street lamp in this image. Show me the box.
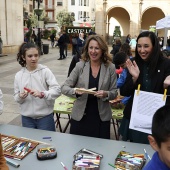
[34,0,43,55]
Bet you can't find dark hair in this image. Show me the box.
[135,31,163,76]
[89,31,96,35]
[115,38,121,45]
[113,52,127,66]
[81,35,112,64]
[152,105,170,148]
[17,42,40,67]
[119,43,132,56]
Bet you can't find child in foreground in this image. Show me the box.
[143,105,170,170]
[14,42,61,131]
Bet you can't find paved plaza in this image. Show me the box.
[0,41,116,139]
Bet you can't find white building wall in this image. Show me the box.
[67,0,95,26]
[0,0,23,54]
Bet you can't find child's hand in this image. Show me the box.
[19,91,28,99]
[30,90,42,98]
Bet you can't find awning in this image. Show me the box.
[79,23,92,27]
[24,27,29,31]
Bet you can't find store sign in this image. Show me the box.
[66,27,92,34]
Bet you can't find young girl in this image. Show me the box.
[14,42,61,131]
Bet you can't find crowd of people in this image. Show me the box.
[1,30,170,169]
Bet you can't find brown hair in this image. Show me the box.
[81,35,112,65]
[17,42,40,67]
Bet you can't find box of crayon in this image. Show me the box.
[72,148,103,170]
[1,134,39,160]
[114,151,146,170]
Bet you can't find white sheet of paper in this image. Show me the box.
[129,90,166,134]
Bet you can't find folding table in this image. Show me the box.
[53,95,75,132]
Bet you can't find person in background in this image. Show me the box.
[82,31,96,47]
[67,48,81,77]
[113,52,131,105]
[61,35,118,139]
[57,31,67,60]
[119,31,170,144]
[125,34,131,44]
[24,35,29,43]
[68,32,97,77]
[112,38,122,58]
[14,42,61,131]
[158,37,164,50]
[166,38,170,51]
[143,105,170,170]
[129,36,137,50]
[77,32,85,54]
[63,31,70,57]
[115,43,133,75]
[71,33,78,56]
[50,33,55,48]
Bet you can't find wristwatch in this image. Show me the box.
[40,92,45,98]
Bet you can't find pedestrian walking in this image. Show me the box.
[50,33,56,48]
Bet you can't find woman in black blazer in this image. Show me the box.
[119,31,170,144]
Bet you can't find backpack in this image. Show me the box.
[72,38,77,45]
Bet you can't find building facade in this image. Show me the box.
[0,0,23,54]
[1,0,170,53]
[95,0,170,43]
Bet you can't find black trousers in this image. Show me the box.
[59,45,66,59]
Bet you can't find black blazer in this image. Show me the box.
[120,56,170,119]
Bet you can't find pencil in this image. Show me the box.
[108,163,116,168]
[61,162,68,170]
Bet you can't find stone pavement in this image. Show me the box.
[0,41,116,139]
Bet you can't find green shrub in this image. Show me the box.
[43,29,51,39]
[51,29,57,36]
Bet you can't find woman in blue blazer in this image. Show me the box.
[61,35,118,139]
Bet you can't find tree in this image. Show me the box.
[113,26,121,38]
[29,9,49,28]
[56,10,75,28]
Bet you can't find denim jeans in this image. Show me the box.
[22,113,56,131]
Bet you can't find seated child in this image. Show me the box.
[143,105,170,170]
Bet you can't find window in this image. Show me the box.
[48,0,52,8]
[79,0,82,6]
[84,0,86,6]
[79,11,89,21]
[48,12,53,20]
[29,4,33,12]
[57,0,63,6]
[71,0,75,5]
